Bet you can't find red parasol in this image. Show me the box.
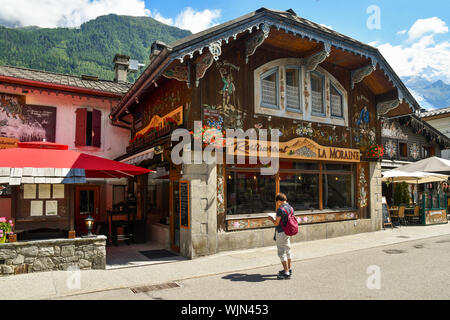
[0,141,152,178]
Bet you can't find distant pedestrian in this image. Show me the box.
[269,193,294,280]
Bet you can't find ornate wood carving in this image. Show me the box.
[208,41,222,61]
[162,64,189,85]
[195,52,215,87]
[303,44,331,72]
[351,64,376,89]
[377,99,400,118]
[245,23,271,64]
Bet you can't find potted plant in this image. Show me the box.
[394,182,411,206]
[365,144,385,160]
[0,217,13,244]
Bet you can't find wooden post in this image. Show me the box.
[319,162,323,210]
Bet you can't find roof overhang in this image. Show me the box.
[0,75,123,98]
[110,8,421,120]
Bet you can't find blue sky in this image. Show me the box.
[144,0,450,47]
[0,0,449,86]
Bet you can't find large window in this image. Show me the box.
[226,171,276,215]
[285,67,301,112]
[311,71,325,115]
[226,161,356,215]
[260,68,279,109]
[280,174,319,210]
[254,59,348,126]
[323,164,354,210]
[330,84,343,118]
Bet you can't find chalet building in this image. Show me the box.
[0,59,132,238]
[380,113,450,206]
[420,107,450,160]
[110,8,423,259]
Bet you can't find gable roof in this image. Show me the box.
[420,107,450,119]
[0,65,131,97]
[111,8,420,119]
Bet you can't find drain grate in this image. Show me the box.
[130,282,181,294]
[413,245,424,249]
[397,236,411,239]
[383,249,407,255]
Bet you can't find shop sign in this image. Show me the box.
[136,106,183,136]
[227,137,360,163]
[0,137,19,149]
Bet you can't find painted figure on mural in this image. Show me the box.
[215,61,243,130]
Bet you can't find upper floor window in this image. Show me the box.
[330,84,343,118]
[75,108,101,148]
[285,66,301,112]
[310,71,325,115]
[260,68,279,109]
[254,59,348,127]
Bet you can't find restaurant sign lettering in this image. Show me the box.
[227,137,360,162]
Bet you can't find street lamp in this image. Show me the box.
[84,215,95,238]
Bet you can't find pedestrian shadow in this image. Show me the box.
[222,273,278,282]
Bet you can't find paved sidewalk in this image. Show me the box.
[1,223,450,300]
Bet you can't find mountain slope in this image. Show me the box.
[0,14,191,82]
[403,76,450,110]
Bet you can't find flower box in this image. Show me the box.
[144,132,156,144]
[7,233,16,243]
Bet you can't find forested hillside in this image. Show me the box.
[0,14,191,82]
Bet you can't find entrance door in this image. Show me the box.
[170,180,180,252]
[75,186,100,236]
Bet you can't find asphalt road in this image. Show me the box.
[57,234,450,300]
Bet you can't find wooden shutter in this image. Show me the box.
[92,109,102,148]
[75,108,87,147]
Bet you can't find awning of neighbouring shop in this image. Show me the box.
[391,156,450,174]
[119,148,155,165]
[382,170,449,184]
[0,141,152,184]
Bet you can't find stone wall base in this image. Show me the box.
[214,219,376,255]
[0,236,106,276]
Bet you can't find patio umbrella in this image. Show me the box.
[393,156,450,174]
[382,170,449,184]
[0,141,152,181]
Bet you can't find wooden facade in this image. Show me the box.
[112,8,423,255]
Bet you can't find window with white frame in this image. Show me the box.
[310,71,325,115]
[285,66,301,112]
[254,59,348,127]
[260,68,279,109]
[330,83,343,118]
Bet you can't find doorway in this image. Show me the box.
[75,186,100,236]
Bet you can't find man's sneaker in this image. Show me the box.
[277,272,291,280]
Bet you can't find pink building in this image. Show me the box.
[0,60,132,236]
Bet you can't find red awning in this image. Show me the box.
[0,141,152,179]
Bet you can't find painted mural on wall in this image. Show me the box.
[0,93,56,142]
[203,60,245,131]
[381,119,408,140]
[352,95,376,151]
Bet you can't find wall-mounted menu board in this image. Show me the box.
[180,181,190,229]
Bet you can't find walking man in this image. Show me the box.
[269,193,293,280]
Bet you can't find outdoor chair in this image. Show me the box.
[405,206,421,225]
[398,206,408,226]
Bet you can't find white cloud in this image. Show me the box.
[407,17,448,40]
[397,29,407,35]
[0,0,151,28]
[174,7,221,33]
[150,7,221,33]
[374,17,450,83]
